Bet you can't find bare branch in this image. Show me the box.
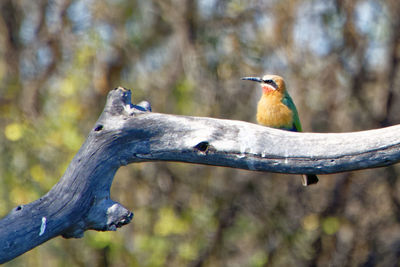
[1,87,400,263]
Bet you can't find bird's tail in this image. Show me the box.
[301,174,319,186]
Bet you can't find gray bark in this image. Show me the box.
[1,87,400,263]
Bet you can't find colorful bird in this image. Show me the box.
[241,74,318,186]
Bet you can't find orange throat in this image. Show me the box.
[261,84,275,94]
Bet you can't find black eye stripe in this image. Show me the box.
[263,79,278,88]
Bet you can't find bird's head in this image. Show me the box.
[241,74,286,94]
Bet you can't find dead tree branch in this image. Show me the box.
[1,87,400,263]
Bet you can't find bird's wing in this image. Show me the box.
[282,93,302,132]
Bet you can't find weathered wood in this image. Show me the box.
[1,87,400,263]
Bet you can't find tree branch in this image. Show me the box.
[1,87,400,263]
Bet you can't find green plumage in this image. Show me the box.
[281,91,302,132]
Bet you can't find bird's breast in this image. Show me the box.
[256,94,293,129]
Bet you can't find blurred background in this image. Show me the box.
[1,0,400,266]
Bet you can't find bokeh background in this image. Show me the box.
[1,0,400,266]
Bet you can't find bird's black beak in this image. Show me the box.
[241,77,262,83]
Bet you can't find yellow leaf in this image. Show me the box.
[5,123,23,141]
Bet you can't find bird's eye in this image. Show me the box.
[263,79,278,89]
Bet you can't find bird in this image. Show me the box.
[241,74,318,186]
